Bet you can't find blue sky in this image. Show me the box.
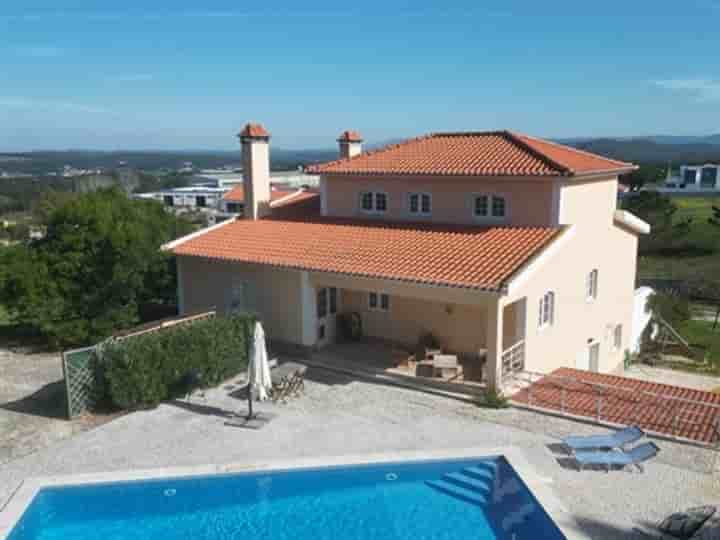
[1,0,719,150]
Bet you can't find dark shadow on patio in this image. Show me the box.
[0,380,67,420]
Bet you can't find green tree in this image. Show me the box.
[623,191,692,253]
[709,205,720,228]
[0,188,193,348]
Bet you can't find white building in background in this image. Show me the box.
[663,163,720,192]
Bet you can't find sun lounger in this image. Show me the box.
[574,441,660,472]
[563,425,644,453]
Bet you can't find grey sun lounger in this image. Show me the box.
[574,441,660,472]
[563,425,644,452]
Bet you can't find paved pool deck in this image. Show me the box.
[1,366,719,539]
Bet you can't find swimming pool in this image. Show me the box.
[4,455,566,540]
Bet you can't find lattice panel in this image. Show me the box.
[62,346,98,419]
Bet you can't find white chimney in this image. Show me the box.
[338,130,363,159]
[238,122,271,220]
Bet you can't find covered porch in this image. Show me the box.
[305,272,528,390]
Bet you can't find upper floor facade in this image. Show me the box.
[308,131,637,230]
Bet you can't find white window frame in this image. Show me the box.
[368,291,390,312]
[538,291,555,329]
[613,324,623,351]
[472,193,508,221]
[359,191,389,215]
[586,269,599,302]
[407,192,432,216]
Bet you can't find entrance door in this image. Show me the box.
[588,342,600,372]
[316,287,339,347]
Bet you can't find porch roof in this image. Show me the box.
[170,213,565,292]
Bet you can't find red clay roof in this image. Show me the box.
[172,216,563,291]
[222,185,297,202]
[512,368,720,444]
[307,131,635,177]
[238,123,270,138]
[338,130,363,142]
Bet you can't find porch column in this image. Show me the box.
[299,271,317,346]
[485,296,505,391]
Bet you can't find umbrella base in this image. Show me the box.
[225,411,274,430]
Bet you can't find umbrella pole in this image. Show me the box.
[247,386,254,419]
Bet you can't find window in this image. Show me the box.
[586,269,599,300]
[613,324,623,351]
[360,191,388,214]
[473,194,506,219]
[538,291,555,328]
[408,193,431,215]
[329,287,337,314]
[226,202,241,213]
[701,167,718,189]
[229,278,252,313]
[196,195,207,208]
[369,291,390,311]
[163,195,174,207]
[317,288,328,319]
[683,168,697,185]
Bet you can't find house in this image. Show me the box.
[663,164,720,192]
[164,123,649,389]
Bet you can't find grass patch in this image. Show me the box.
[637,196,720,282]
[676,319,720,366]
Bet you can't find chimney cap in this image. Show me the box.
[239,122,270,140]
[337,130,363,143]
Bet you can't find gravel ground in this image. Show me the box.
[624,364,720,392]
[0,348,113,465]
[0,365,719,539]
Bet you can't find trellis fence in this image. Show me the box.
[61,310,216,419]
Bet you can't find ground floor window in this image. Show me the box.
[369,291,390,311]
[317,287,337,319]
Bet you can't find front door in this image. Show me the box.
[316,287,339,347]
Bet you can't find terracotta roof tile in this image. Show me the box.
[172,215,563,291]
[238,123,270,138]
[338,130,363,142]
[513,368,720,444]
[307,131,635,177]
[222,185,298,202]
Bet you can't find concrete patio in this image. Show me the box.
[1,364,719,539]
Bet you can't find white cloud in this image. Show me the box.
[653,78,720,102]
[104,74,154,82]
[0,97,115,115]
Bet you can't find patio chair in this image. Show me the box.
[269,362,307,403]
[563,425,644,453]
[573,441,660,473]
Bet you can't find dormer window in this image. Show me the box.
[473,194,507,220]
[360,191,388,214]
[408,193,431,216]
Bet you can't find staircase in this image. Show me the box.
[426,461,497,506]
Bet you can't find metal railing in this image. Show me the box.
[501,340,525,380]
[509,370,720,446]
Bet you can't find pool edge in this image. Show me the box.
[0,446,584,540]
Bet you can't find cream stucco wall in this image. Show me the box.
[558,175,618,227]
[177,256,304,344]
[323,174,557,226]
[340,289,488,355]
[505,203,638,375]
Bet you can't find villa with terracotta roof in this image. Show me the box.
[165,123,649,389]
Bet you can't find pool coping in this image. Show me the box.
[0,446,584,540]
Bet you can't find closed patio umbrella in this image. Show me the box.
[247,322,272,417]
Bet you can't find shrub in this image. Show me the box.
[646,291,691,328]
[479,387,509,409]
[102,313,255,410]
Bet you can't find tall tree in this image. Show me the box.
[0,188,193,348]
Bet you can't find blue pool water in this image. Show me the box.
[7,456,565,540]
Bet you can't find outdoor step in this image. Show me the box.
[426,480,488,506]
[462,465,496,482]
[442,472,492,494]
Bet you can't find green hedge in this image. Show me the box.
[102,313,255,410]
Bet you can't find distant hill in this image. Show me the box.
[566,138,720,165]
